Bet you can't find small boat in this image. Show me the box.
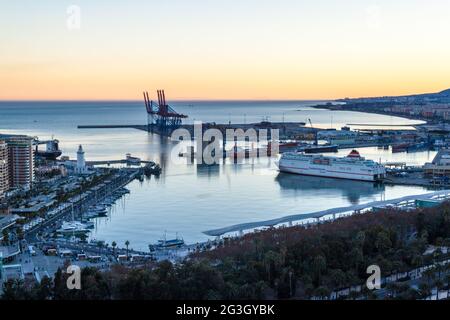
[92,205,107,211]
[57,221,91,235]
[392,143,410,153]
[96,210,108,217]
[298,144,338,154]
[89,205,108,217]
[407,142,429,152]
[83,221,95,229]
[101,198,115,206]
[85,211,100,219]
[268,141,300,154]
[90,239,106,246]
[152,233,185,249]
[157,238,185,248]
[126,153,141,165]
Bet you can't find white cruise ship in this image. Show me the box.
[277,150,386,182]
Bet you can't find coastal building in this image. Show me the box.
[76,145,88,174]
[4,136,35,189]
[318,131,358,146]
[0,141,9,197]
[0,202,10,217]
[424,149,450,177]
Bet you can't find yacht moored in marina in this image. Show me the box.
[57,221,91,235]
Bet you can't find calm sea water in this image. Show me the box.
[0,101,435,250]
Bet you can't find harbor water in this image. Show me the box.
[0,101,436,250]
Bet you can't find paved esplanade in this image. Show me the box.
[203,190,450,237]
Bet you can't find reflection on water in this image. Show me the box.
[275,173,385,204]
[196,164,220,178]
[0,101,432,250]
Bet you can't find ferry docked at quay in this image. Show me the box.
[277,150,386,182]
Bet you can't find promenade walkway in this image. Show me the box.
[203,189,450,237]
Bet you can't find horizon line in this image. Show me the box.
[0,98,334,103]
[0,87,447,103]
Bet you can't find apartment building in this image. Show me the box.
[7,136,34,189]
[0,135,34,190]
[0,140,9,197]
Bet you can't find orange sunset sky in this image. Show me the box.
[1,0,450,100]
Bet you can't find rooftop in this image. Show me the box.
[0,243,21,260]
[0,214,20,231]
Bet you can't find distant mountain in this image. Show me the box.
[438,89,450,96]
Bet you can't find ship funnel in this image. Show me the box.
[347,150,361,158]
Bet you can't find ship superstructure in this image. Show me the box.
[277,150,386,182]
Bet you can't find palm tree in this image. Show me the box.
[79,233,87,243]
[16,228,24,251]
[445,273,450,299]
[263,251,282,285]
[314,286,331,300]
[125,240,130,260]
[16,228,24,241]
[423,268,436,289]
[111,241,117,256]
[434,279,445,300]
[2,229,9,245]
[312,255,327,285]
[418,282,431,300]
[433,248,443,279]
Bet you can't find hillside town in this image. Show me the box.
[327,88,450,122]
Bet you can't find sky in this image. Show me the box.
[1,0,450,100]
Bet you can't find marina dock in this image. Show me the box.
[78,121,317,138]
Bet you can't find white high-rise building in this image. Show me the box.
[76,145,87,174]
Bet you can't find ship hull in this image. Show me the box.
[277,150,386,182]
[35,150,62,160]
[278,164,380,182]
[301,145,338,154]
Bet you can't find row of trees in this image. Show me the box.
[2,203,450,300]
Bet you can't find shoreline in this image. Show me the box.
[312,103,429,128]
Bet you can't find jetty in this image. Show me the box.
[78,121,315,138]
[77,124,149,131]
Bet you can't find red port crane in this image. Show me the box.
[143,90,188,129]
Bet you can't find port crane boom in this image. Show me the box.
[143,90,188,130]
[308,119,319,146]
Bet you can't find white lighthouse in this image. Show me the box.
[76,145,87,174]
